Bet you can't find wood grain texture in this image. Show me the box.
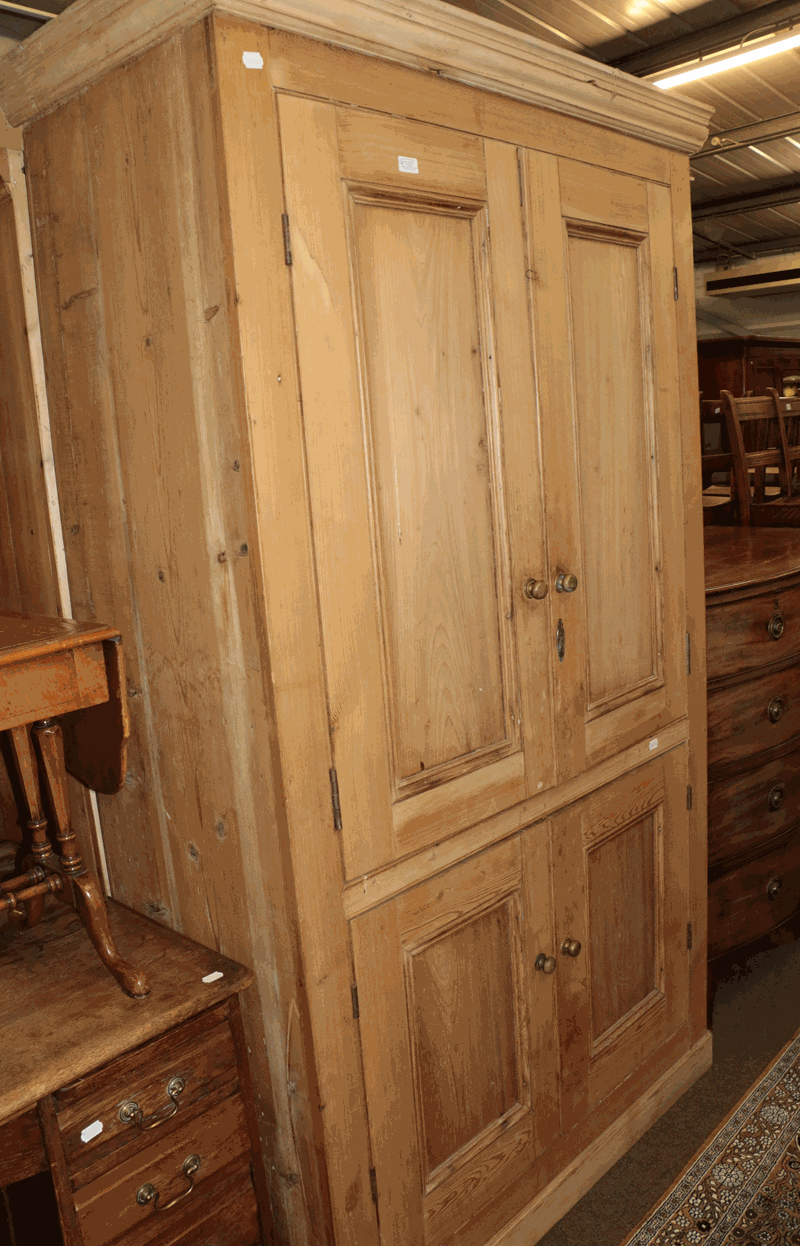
[214,18,372,1246]
[0,0,711,150]
[0,901,250,1129]
[708,827,800,959]
[25,25,312,1243]
[706,581,800,681]
[0,174,59,617]
[708,744,800,873]
[706,663,800,773]
[669,151,708,1047]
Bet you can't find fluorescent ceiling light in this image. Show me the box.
[654,28,800,89]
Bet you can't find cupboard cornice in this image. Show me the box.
[0,0,711,149]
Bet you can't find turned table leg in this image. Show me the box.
[6,724,57,928]
[33,719,150,999]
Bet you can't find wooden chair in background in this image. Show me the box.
[718,389,800,527]
[770,387,800,498]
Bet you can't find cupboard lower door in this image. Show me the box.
[550,749,691,1133]
[350,834,559,1246]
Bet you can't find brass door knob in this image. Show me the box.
[523,578,548,600]
[767,614,785,640]
[556,573,578,594]
[767,876,782,901]
[768,697,784,723]
[768,784,785,811]
[535,953,557,974]
[561,937,582,958]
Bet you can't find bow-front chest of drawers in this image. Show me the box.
[705,528,800,991]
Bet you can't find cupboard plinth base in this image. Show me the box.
[487,1032,713,1246]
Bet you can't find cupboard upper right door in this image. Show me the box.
[522,152,688,781]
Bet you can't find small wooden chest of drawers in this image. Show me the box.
[705,528,800,980]
[0,901,267,1246]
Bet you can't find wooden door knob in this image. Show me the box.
[523,578,548,600]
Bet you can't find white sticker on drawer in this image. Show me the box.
[80,1120,103,1144]
[649,737,658,751]
[242,51,264,68]
[398,156,419,173]
[202,970,224,984]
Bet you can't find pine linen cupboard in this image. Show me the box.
[0,5,712,1245]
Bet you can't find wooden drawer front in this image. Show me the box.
[708,746,800,872]
[73,1094,250,1246]
[57,1011,239,1180]
[110,1168,261,1246]
[706,584,800,679]
[707,665,800,772]
[708,828,800,959]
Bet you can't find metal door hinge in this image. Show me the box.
[687,784,693,810]
[351,984,359,1019]
[369,1167,379,1205]
[329,767,343,831]
[282,214,292,266]
[686,632,691,675]
[673,267,679,300]
[687,922,693,951]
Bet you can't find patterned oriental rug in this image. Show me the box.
[622,1028,800,1245]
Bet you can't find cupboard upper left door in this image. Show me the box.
[278,97,553,877]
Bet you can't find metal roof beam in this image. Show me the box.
[0,2,54,21]
[693,110,800,160]
[608,0,800,76]
[694,232,800,262]
[694,176,800,219]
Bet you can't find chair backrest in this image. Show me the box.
[720,390,785,524]
[769,388,800,495]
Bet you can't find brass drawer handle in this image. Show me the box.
[136,1154,200,1212]
[535,953,557,974]
[119,1076,186,1131]
[767,697,784,723]
[768,784,785,811]
[767,876,782,901]
[555,572,578,594]
[768,613,785,640]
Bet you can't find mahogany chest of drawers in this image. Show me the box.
[705,528,800,981]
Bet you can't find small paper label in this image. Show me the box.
[649,738,658,751]
[202,970,224,984]
[398,156,419,174]
[80,1120,103,1144]
[242,51,264,69]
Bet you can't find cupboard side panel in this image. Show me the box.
[25,98,164,904]
[213,15,377,1246]
[670,151,709,1046]
[23,26,317,1246]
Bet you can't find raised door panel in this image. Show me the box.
[350,832,559,1246]
[550,749,690,1131]
[279,97,553,876]
[523,152,687,779]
